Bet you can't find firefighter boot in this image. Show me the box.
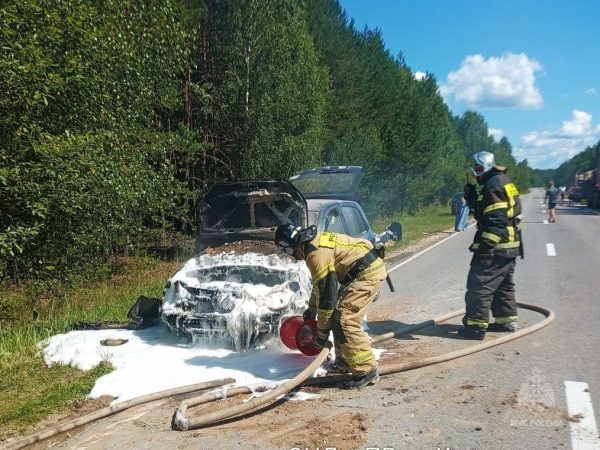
[457,326,486,340]
[325,358,351,374]
[487,321,518,332]
[341,368,379,390]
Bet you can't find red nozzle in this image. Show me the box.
[280,316,303,350]
[296,320,320,356]
[279,316,320,356]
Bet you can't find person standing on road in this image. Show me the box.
[275,224,387,389]
[454,192,470,232]
[545,181,560,223]
[461,151,523,340]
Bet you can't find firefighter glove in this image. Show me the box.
[303,308,317,321]
[314,329,330,350]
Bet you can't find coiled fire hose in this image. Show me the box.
[170,302,554,430]
[2,302,554,449]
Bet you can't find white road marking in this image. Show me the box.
[546,243,556,256]
[387,223,475,274]
[564,381,600,450]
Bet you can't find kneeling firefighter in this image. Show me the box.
[461,151,523,340]
[275,224,387,389]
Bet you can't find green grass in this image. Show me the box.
[0,206,455,440]
[0,257,181,440]
[370,203,456,251]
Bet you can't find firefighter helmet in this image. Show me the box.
[275,224,316,255]
[471,151,495,177]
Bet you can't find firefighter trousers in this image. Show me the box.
[463,254,518,328]
[331,277,384,375]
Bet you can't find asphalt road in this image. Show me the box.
[367,187,600,449]
[22,188,600,450]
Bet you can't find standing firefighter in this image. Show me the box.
[275,224,386,389]
[461,151,523,340]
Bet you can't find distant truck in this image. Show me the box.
[575,157,600,209]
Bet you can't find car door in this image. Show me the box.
[321,206,347,234]
[339,204,367,237]
[339,203,377,244]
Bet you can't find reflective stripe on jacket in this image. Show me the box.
[303,232,387,331]
[470,168,522,257]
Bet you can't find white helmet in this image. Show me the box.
[471,151,495,177]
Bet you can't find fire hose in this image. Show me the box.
[170,302,553,430]
[0,379,234,450]
[2,302,553,449]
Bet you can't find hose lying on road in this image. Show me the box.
[307,302,554,386]
[1,379,234,450]
[371,309,465,345]
[169,309,466,430]
[2,302,553,448]
[172,302,553,429]
[171,343,331,431]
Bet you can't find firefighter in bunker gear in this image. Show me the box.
[275,224,387,388]
[460,151,522,340]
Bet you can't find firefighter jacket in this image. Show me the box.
[300,232,387,333]
[470,167,522,258]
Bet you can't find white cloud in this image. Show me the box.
[560,110,593,136]
[440,53,543,108]
[515,110,600,169]
[488,128,504,141]
[584,87,597,95]
[414,71,426,81]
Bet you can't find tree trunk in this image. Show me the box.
[183,68,192,130]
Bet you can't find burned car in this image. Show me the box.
[162,250,311,352]
[163,168,399,351]
[195,167,377,252]
[164,180,312,351]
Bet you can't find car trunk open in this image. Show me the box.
[289,166,363,201]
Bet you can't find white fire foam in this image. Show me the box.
[162,253,312,351]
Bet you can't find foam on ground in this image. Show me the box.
[41,324,383,404]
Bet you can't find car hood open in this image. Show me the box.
[196,180,308,250]
[289,166,363,201]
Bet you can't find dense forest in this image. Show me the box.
[1,0,535,282]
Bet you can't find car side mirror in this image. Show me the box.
[387,222,402,241]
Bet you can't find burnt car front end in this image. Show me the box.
[162,252,311,351]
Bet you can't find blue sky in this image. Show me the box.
[339,0,600,169]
